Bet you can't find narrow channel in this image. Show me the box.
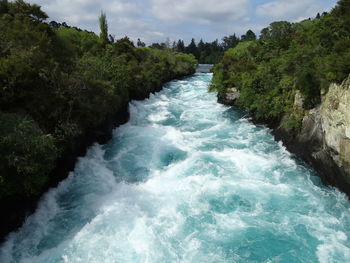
[1,73,350,263]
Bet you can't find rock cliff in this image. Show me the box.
[218,87,240,105]
[321,77,350,176]
[217,75,350,196]
[273,75,350,196]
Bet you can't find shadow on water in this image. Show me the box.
[222,107,247,123]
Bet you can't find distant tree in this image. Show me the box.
[241,30,256,41]
[211,39,220,50]
[147,37,225,63]
[111,36,135,55]
[176,39,185,52]
[269,21,293,39]
[73,26,82,32]
[185,38,198,58]
[49,20,60,28]
[222,34,240,50]
[150,43,163,49]
[316,12,321,19]
[109,34,115,43]
[333,0,350,16]
[137,38,146,47]
[99,11,108,45]
[259,27,271,40]
[7,0,48,20]
[197,39,206,61]
[198,39,205,51]
[259,22,293,41]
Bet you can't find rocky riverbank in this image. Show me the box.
[220,75,350,197]
[0,71,195,244]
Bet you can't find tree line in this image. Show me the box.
[147,29,258,64]
[211,0,349,129]
[146,10,332,65]
[45,18,267,65]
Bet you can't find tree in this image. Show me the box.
[150,43,163,49]
[8,0,48,20]
[108,34,115,43]
[211,39,220,50]
[176,39,185,52]
[198,39,205,51]
[241,30,256,41]
[185,38,199,58]
[259,27,271,40]
[222,34,240,50]
[334,0,350,15]
[259,22,293,41]
[99,11,108,45]
[269,21,293,40]
[49,20,60,28]
[137,38,146,47]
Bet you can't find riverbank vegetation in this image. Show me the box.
[211,0,350,125]
[0,0,197,199]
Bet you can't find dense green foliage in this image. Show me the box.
[0,0,197,198]
[212,0,350,125]
[150,30,256,64]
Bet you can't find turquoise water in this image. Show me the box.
[1,74,350,263]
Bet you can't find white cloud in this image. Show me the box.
[28,0,162,43]
[256,0,332,21]
[30,0,137,27]
[108,1,141,16]
[152,0,250,24]
[108,17,165,43]
[27,0,338,44]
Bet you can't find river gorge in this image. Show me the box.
[1,73,350,263]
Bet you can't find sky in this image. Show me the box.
[28,0,338,45]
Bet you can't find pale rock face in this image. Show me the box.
[294,90,304,110]
[272,75,350,194]
[321,75,350,170]
[225,87,240,104]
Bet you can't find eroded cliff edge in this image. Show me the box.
[221,75,350,196]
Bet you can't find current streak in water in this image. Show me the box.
[1,73,350,263]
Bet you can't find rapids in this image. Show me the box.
[1,73,350,263]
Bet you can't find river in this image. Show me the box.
[1,73,350,263]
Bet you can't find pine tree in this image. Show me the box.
[99,11,108,45]
[222,34,240,50]
[176,39,185,52]
[241,30,256,42]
